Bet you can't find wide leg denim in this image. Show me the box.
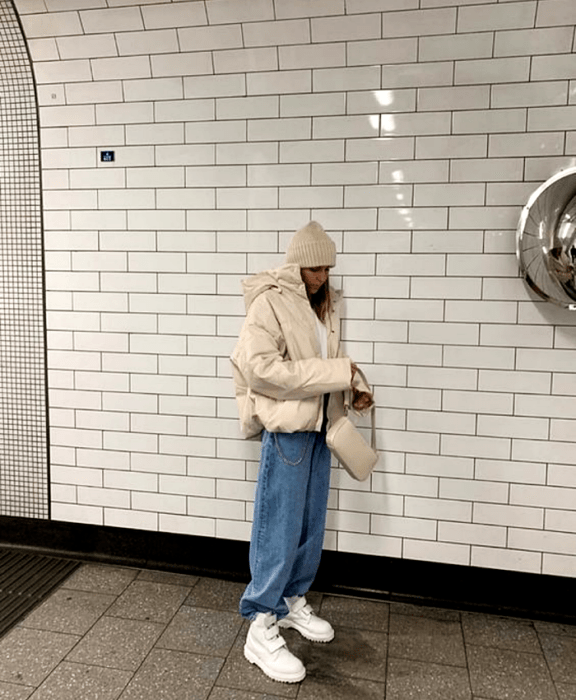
[239,428,332,621]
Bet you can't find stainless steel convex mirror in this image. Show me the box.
[517,167,576,310]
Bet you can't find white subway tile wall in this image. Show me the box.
[16,0,576,578]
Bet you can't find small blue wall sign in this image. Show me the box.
[100,150,115,162]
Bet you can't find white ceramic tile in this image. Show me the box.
[494,80,569,109]
[344,183,411,207]
[206,0,273,25]
[92,56,151,81]
[248,163,310,186]
[214,47,278,75]
[313,114,380,139]
[532,54,576,81]
[124,77,183,102]
[244,18,310,47]
[280,42,345,70]
[379,159,448,184]
[347,88,416,115]
[186,210,246,232]
[96,102,153,125]
[279,186,343,209]
[280,93,344,119]
[456,57,530,85]
[56,33,117,59]
[419,32,493,62]
[384,7,456,38]
[34,58,92,84]
[313,65,381,93]
[489,132,563,157]
[475,502,544,529]
[151,52,212,78]
[178,24,242,52]
[450,158,523,182]
[418,85,490,112]
[155,100,215,122]
[21,11,82,39]
[476,547,542,574]
[347,37,416,66]
[459,2,536,33]
[66,81,122,106]
[311,13,381,42]
[274,0,344,20]
[247,70,311,96]
[346,137,414,162]
[248,117,310,142]
[80,6,144,33]
[116,28,178,56]
[382,61,453,88]
[496,26,573,57]
[28,37,60,61]
[217,96,278,120]
[536,0,576,27]
[185,165,245,187]
[127,166,184,188]
[416,135,488,159]
[378,206,447,230]
[440,521,508,548]
[141,1,207,30]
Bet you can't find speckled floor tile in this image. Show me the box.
[0,682,34,700]
[19,588,115,636]
[318,595,389,632]
[61,564,138,596]
[208,688,286,700]
[283,626,387,682]
[119,648,223,700]
[535,620,576,638]
[215,649,299,698]
[389,613,467,667]
[557,684,576,700]
[107,580,190,623]
[297,673,385,700]
[67,616,164,671]
[137,569,199,587]
[467,645,557,700]
[462,613,540,653]
[389,601,460,621]
[27,662,131,700]
[184,577,246,613]
[386,658,471,700]
[157,606,242,657]
[540,634,576,685]
[0,628,80,687]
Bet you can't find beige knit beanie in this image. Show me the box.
[285,221,336,268]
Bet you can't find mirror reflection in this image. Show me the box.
[517,167,576,310]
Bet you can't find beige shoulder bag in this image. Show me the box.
[326,372,378,481]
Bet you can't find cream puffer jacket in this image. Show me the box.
[231,263,368,438]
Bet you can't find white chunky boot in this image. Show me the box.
[244,612,306,683]
[278,595,335,643]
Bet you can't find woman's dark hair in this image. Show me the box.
[309,280,331,322]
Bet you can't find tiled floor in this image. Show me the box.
[0,562,575,700]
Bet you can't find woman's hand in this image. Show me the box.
[352,388,373,412]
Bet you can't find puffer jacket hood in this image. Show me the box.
[242,263,307,312]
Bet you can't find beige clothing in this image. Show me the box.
[231,264,366,438]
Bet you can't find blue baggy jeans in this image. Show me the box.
[239,428,332,621]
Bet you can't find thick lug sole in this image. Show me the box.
[244,643,306,684]
[278,618,335,643]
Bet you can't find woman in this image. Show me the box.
[231,221,372,683]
